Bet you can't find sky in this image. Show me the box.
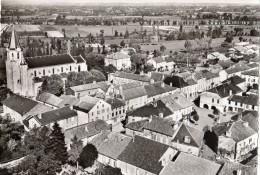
[2,0,259,5]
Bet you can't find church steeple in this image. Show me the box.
[9,25,20,50]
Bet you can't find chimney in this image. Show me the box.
[38,114,42,119]
[148,71,152,77]
[150,79,154,84]
[226,130,231,137]
[170,82,172,87]
[165,102,169,107]
[229,90,232,96]
[153,101,157,107]
[236,169,242,175]
[161,82,165,88]
[173,123,178,130]
[85,126,88,132]
[159,113,163,118]
[6,93,10,99]
[149,115,153,122]
[243,121,249,127]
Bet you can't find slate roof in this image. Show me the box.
[127,100,173,118]
[160,152,221,175]
[25,54,76,68]
[64,120,110,144]
[247,63,258,69]
[105,98,125,109]
[143,116,177,136]
[150,72,167,82]
[228,94,258,106]
[144,82,176,98]
[222,76,245,85]
[207,83,242,98]
[164,76,189,88]
[37,92,63,106]
[118,135,169,175]
[70,81,110,93]
[225,62,251,74]
[172,124,204,148]
[125,120,148,132]
[218,60,235,69]
[72,55,85,63]
[106,52,130,60]
[218,162,257,175]
[112,72,150,82]
[34,107,78,126]
[242,69,258,77]
[3,94,39,115]
[97,132,132,160]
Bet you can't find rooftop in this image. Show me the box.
[144,82,176,98]
[222,76,245,85]
[207,83,242,98]
[112,72,150,82]
[228,94,258,106]
[106,52,130,60]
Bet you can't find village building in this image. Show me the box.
[228,94,258,112]
[241,69,259,87]
[109,71,151,85]
[105,52,131,70]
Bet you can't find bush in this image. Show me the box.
[78,144,98,169]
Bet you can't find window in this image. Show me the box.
[97,105,99,109]
[92,112,94,116]
[70,66,72,71]
[61,67,63,72]
[240,103,243,107]
[246,104,249,108]
[102,104,104,107]
[217,99,219,103]
[12,53,14,58]
[43,69,45,76]
[119,110,121,114]
[34,70,36,77]
[229,100,231,104]
[112,113,114,117]
[212,98,214,103]
[114,161,117,167]
[107,108,109,112]
[102,109,105,113]
[97,111,100,114]
[249,138,252,143]
[66,118,68,123]
[252,105,255,110]
[52,68,55,74]
[184,136,191,144]
[235,102,237,106]
[17,53,19,59]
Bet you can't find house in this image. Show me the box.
[160,152,221,175]
[105,52,131,70]
[227,94,258,112]
[164,56,176,70]
[96,132,132,167]
[193,70,220,93]
[208,52,228,61]
[2,94,52,122]
[200,82,243,113]
[144,82,178,103]
[222,75,246,91]
[218,162,257,175]
[164,75,198,99]
[6,26,88,97]
[67,81,110,98]
[64,119,111,146]
[127,100,173,123]
[218,60,235,69]
[117,135,177,175]
[23,106,78,131]
[211,120,257,161]
[241,69,259,87]
[36,92,80,108]
[147,56,166,71]
[160,93,194,122]
[73,96,112,125]
[105,98,126,124]
[111,82,148,111]
[231,110,258,132]
[171,123,204,156]
[109,72,151,85]
[147,72,167,82]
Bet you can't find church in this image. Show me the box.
[6,26,88,97]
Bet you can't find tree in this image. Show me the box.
[68,135,83,168]
[41,74,64,96]
[114,30,119,37]
[95,163,123,175]
[100,37,105,46]
[97,45,101,54]
[193,114,199,125]
[124,29,129,38]
[37,153,62,175]
[100,29,104,37]
[90,69,106,82]
[160,45,166,52]
[103,65,117,76]
[120,40,125,47]
[179,24,183,32]
[225,32,233,43]
[78,144,98,169]
[45,122,68,164]
[184,40,193,53]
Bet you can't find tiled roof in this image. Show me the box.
[160,93,193,111]
[90,130,111,148]
[34,106,78,126]
[150,72,167,82]
[218,162,257,175]
[164,76,189,88]
[222,76,245,85]
[127,100,173,118]
[118,135,169,174]
[122,86,147,100]
[37,92,63,106]
[225,62,251,74]
[172,124,204,148]
[207,83,242,98]
[242,69,258,77]
[143,116,177,136]
[144,82,176,98]
[64,120,110,144]
[113,72,150,82]
[118,82,142,90]
[107,52,130,60]
[58,95,80,107]
[152,56,165,63]
[165,56,175,63]
[247,63,259,69]
[105,98,125,109]
[70,81,110,92]
[218,60,235,69]
[160,152,221,175]
[25,54,76,68]
[97,132,132,160]
[125,120,148,132]
[3,94,38,115]
[228,94,258,106]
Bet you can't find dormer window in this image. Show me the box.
[184,136,191,144]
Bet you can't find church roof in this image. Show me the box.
[25,54,77,68]
[9,25,20,50]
